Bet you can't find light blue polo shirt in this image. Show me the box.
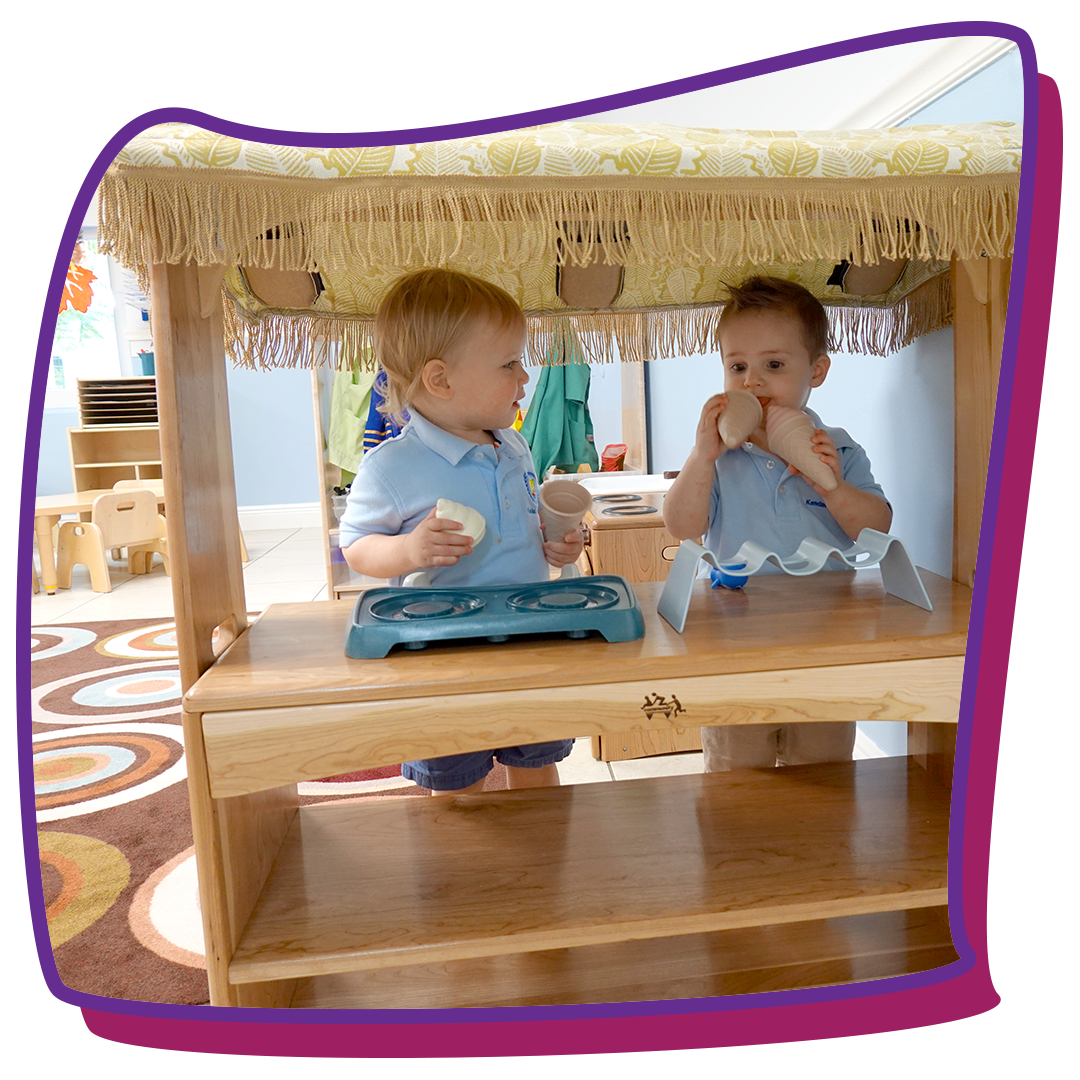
[704,407,889,573]
[339,410,548,588]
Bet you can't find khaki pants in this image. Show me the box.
[700,722,856,771]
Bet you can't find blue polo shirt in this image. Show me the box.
[704,408,888,572]
[339,410,548,588]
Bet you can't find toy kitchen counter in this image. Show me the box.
[576,472,680,585]
[180,569,969,1008]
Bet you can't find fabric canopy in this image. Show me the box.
[98,120,1022,366]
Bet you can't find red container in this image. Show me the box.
[600,444,627,471]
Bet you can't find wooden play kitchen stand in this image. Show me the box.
[183,569,967,1007]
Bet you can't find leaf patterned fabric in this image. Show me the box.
[98,120,1021,365]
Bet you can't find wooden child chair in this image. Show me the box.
[112,477,167,570]
[55,489,168,593]
[112,480,170,574]
[111,478,249,564]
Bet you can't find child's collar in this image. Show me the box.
[407,411,505,464]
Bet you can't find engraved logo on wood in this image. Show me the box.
[641,693,685,720]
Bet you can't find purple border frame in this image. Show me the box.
[4,21,1075,1058]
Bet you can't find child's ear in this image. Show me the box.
[810,354,831,387]
[421,358,452,399]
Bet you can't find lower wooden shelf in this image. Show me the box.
[227,757,950,993]
[289,906,957,1009]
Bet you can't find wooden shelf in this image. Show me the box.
[290,906,957,1008]
[228,758,950,987]
[67,424,162,493]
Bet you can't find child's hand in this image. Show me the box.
[542,526,585,569]
[694,394,728,461]
[403,508,474,568]
[788,429,842,494]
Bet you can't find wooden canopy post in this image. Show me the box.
[152,259,294,1008]
[621,363,649,474]
[953,255,1011,588]
[909,255,1011,786]
[150,260,249,691]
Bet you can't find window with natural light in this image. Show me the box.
[47,226,148,408]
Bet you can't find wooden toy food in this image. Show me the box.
[764,406,838,491]
[435,499,486,545]
[717,389,764,448]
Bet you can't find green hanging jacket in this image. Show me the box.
[327,356,378,477]
[520,341,599,478]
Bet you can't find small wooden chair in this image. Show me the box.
[112,479,249,563]
[55,490,168,593]
[112,480,170,574]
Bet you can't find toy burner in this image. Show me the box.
[345,575,645,658]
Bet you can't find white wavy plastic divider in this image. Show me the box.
[657,529,933,634]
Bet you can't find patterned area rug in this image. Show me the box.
[29,617,509,1005]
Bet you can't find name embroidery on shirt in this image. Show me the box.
[806,499,827,508]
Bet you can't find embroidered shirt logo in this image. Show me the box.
[806,499,827,508]
[524,470,538,510]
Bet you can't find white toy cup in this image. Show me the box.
[538,479,592,541]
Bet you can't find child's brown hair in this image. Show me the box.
[374,268,525,422]
[717,275,830,358]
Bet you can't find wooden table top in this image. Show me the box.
[35,488,166,516]
[185,569,971,715]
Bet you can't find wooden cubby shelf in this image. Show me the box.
[67,423,162,492]
[228,757,950,989]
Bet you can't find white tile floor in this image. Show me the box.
[31,526,712,783]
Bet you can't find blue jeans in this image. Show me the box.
[401,739,574,790]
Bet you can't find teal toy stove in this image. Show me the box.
[344,575,645,659]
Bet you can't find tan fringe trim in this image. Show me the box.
[828,273,954,357]
[100,169,1019,281]
[223,271,954,370]
[222,302,377,370]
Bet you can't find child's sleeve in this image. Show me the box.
[699,463,724,556]
[337,456,405,549]
[839,443,891,508]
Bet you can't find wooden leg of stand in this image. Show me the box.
[908,723,955,789]
[182,707,299,1006]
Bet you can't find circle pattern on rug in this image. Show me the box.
[72,670,182,709]
[129,846,206,968]
[32,660,181,724]
[35,745,138,795]
[33,724,187,820]
[39,831,131,947]
[31,626,97,662]
[97,622,178,659]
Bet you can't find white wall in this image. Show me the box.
[225,364,319,510]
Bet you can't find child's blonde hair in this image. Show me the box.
[374,268,525,423]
